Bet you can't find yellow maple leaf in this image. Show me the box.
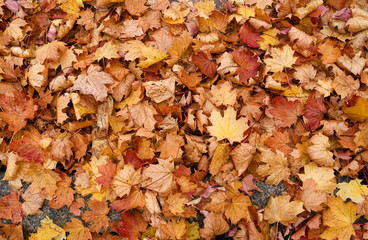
[264,45,298,72]
[94,41,120,61]
[59,0,81,20]
[165,192,188,215]
[209,143,230,175]
[343,97,368,122]
[29,216,65,240]
[320,197,359,240]
[208,107,249,144]
[258,28,280,50]
[224,193,252,224]
[337,179,368,204]
[298,162,337,194]
[121,40,168,68]
[264,195,304,225]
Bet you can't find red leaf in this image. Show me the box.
[192,52,217,78]
[239,24,263,48]
[125,150,145,170]
[232,49,259,82]
[0,90,37,131]
[113,210,147,240]
[303,91,327,130]
[9,126,43,163]
[0,192,23,223]
[96,158,117,188]
[269,96,303,127]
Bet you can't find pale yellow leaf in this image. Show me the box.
[264,45,297,72]
[208,107,249,144]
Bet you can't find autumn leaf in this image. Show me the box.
[64,218,92,240]
[343,97,368,122]
[337,179,368,204]
[231,48,259,82]
[264,45,297,72]
[161,218,188,240]
[112,164,141,197]
[298,162,337,194]
[209,143,230,175]
[72,64,114,102]
[320,197,359,240]
[307,133,334,167]
[264,195,304,225]
[224,193,252,224]
[207,107,249,144]
[121,40,168,68]
[0,89,37,131]
[269,96,303,127]
[113,210,147,240]
[200,212,229,240]
[303,91,327,130]
[96,158,116,188]
[256,149,290,185]
[318,40,341,65]
[142,158,174,194]
[239,23,263,48]
[192,51,217,78]
[82,200,110,232]
[29,216,66,240]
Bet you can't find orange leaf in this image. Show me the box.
[82,200,110,233]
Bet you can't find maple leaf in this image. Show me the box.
[113,210,147,240]
[265,130,293,154]
[22,188,44,215]
[72,64,114,102]
[231,48,259,82]
[231,143,256,176]
[93,41,120,61]
[295,178,327,212]
[29,216,66,240]
[343,97,368,122]
[269,96,303,127]
[165,192,188,215]
[96,158,116,188]
[111,188,145,212]
[121,40,168,68]
[209,81,237,107]
[200,212,229,240]
[256,149,290,185]
[332,73,360,99]
[298,162,337,194]
[161,218,188,240]
[320,197,359,240]
[0,89,37,131]
[307,133,334,167]
[337,179,368,204]
[239,23,263,48]
[224,193,252,224]
[142,158,174,194]
[318,40,341,65]
[167,31,193,66]
[207,107,249,144]
[51,132,74,162]
[117,101,158,131]
[125,0,148,16]
[192,51,217,78]
[264,45,297,72]
[209,143,230,175]
[49,174,75,209]
[59,0,81,20]
[112,164,141,197]
[82,200,110,233]
[4,18,28,41]
[0,192,23,223]
[64,218,92,240]
[258,28,280,50]
[303,91,327,130]
[9,126,43,162]
[263,195,304,225]
[35,41,67,64]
